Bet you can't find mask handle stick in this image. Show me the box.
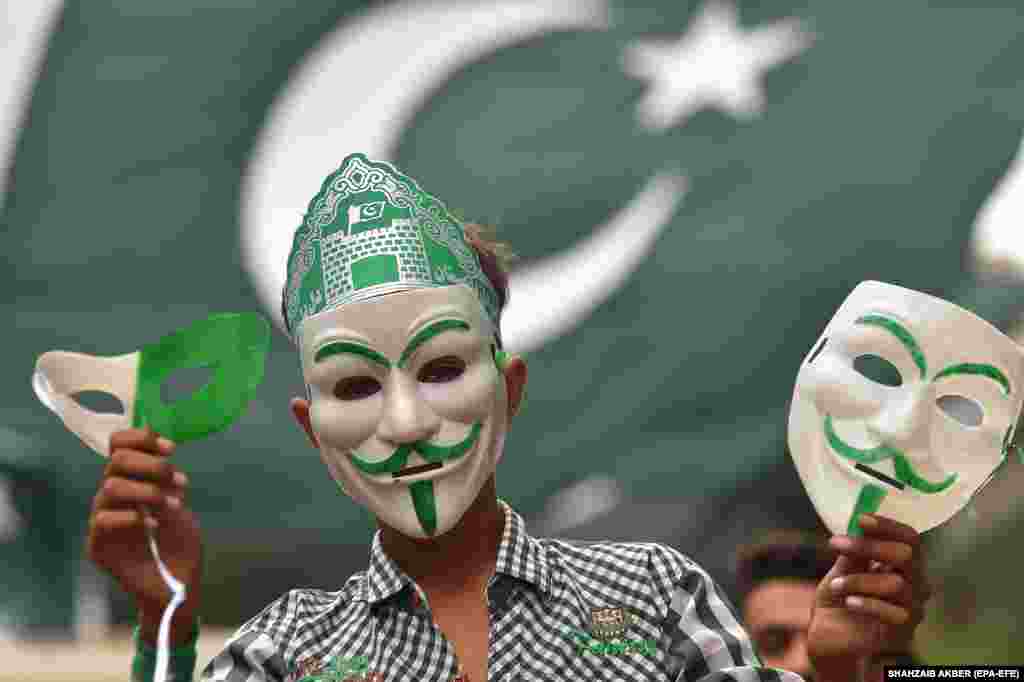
[135,421,186,682]
[144,514,186,682]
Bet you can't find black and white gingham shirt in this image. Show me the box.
[197,501,803,681]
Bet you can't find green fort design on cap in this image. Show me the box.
[282,153,500,338]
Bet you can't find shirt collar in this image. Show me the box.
[362,531,410,605]
[494,499,552,598]
[361,499,552,606]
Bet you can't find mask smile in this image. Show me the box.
[347,420,483,478]
[823,415,957,494]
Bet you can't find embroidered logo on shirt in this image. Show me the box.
[567,606,657,657]
[589,606,633,640]
[292,655,383,682]
[290,656,326,681]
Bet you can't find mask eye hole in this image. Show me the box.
[853,354,902,387]
[161,365,213,404]
[71,391,125,415]
[418,356,466,384]
[936,394,984,427]
[334,377,382,401]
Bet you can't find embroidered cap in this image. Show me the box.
[281,153,500,341]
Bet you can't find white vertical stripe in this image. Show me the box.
[0,0,63,213]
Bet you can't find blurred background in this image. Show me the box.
[2,0,1023,678]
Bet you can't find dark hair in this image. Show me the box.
[734,530,837,602]
[462,222,514,349]
[462,222,514,317]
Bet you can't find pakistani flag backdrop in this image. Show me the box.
[3,0,1024,633]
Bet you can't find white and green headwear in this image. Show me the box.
[281,153,501,341]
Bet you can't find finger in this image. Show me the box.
[95,476,180,512]
[818,554,862,605]
[866,557,933,610]
[105,448,187,488]
[830,572,910,606]
[844,595,911,626]
[857,514,921,549]
[830,534,914,567]
[91,508,159,533]
[827,552,874,581]
[858,515,925,588]
[109,427,176,457]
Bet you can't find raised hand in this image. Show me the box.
[807,514,931,682]
[86,427,203,646]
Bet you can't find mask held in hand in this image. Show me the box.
[33,312,271,455]
[788,281,1024,536]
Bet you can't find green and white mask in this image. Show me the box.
[33,313,270,456]
[788,281,1024,535]
[286,154,506,539]
[299,285,508,540]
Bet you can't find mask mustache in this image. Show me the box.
[347,420,483,476]
[824,415,957,493]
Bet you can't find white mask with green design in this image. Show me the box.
[788,281,1024,536]
[299,285,508,540]
[284,154,506,539]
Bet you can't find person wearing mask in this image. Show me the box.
[87,153,931,682]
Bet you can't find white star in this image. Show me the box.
[622,0,813,131]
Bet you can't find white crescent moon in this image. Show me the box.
[971,136,1024,279]
[241,0,687,352]
[0,0,62,215]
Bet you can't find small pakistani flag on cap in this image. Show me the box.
[281,153,500,339]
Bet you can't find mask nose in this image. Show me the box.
[803,353,884,420]
[865,386,930,450]
[377,372,441,445]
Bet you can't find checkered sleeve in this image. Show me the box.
[650,546,805,682]
[199,591,304,681]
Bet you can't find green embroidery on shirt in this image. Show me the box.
[296,655,377,682]
[567,628,657,657]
